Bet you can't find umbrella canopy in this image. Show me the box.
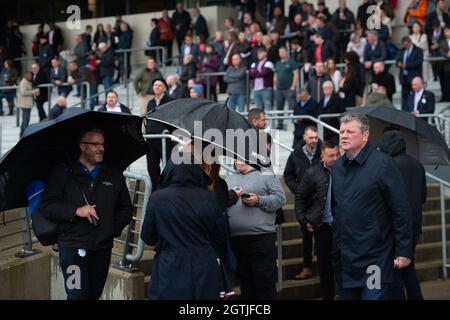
[0,107,148,212]
[345,106,450,165]
[145,98,271,167]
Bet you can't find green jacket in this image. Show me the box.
[133,67,163,95]
[366,92,394,108]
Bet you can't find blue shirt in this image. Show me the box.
[79,161,100,180]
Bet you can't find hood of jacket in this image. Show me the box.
[378,130,406,157]
[158,159,211,190]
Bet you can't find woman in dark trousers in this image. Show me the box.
[200,44,220,101]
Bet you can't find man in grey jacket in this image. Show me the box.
[226,160,286,300]
[224,53,247,112]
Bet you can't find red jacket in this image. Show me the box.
[158,18,175,41]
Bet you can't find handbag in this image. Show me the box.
[31,209,58,246]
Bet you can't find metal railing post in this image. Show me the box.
[161,136,167,169]
[124,51,128,84]
[300,66,304,90]
[162,47,167,76]
[206,75,211,100]
[246,71,250,112]
[15,208,40,258]
[276,225,283,292]
[440,182,448,279]
[47,86,52,116]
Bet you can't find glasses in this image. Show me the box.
[81,141,107,148]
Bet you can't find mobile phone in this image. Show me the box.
[241,193,251,199]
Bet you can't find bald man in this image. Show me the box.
[49,96,67,120]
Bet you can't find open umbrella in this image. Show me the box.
[345,106,450,165]
[0,107,148,212]
[145,98,271,167]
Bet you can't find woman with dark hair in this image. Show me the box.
[200,44,220,101]
[94,24,108,50]
[343,51,365,103]
[32,24,45,57]
[410,21,430,84]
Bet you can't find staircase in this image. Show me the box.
[122,179,450,300]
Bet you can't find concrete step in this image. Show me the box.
[281,201,450,225]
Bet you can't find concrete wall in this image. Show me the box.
[19,5,239,68]
[0,249,145,300]
[0,251,50,299]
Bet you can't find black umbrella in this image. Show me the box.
[0,107,148,212]
[145,98,271,167]
[345,106,450,165]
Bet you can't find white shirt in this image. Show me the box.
[323,95,331,108]
[414,89,424,113]
[106,104,122,112]
[169,85,178,96]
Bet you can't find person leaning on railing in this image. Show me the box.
[0,59,19,116]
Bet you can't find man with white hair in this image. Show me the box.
[49,96,67,120]
[318,80,344,142]
[406,76,435,117]
[96,42,115,93]
[166,75,182,100]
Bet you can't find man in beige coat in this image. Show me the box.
[18,71,35,137]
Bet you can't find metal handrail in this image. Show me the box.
[197,70,251,110]
[425,172,450,279]
[119,171,152,264]
[300,56,449,89]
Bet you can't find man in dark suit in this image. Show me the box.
[50,58,71,97]
[166,75,183,100]
[146,78,174,191]
[363,31,386,72]
[37,34,54,77]
[31,63,49,121]
[172,2,192,53]
[396,36,424,111]
[293,89,318,149]
[47,21,64,54]
[97,90,131,114]
[318,80,344,142]
[191,7,209,41]
[407,76,435,116]
[425,0,450,40]
[371,61,396,102]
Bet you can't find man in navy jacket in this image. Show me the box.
[332,113,412,300]
[406,76,435,116]
[396,37,424,111]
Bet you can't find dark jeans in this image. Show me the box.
[275,89,296,129]
[389,243,423,300]
[35,100,47,121]
[59,246,112,300]
[117,52,131,82]
[315,224,335,300]
[336,282,388,300]
[401,79,412,112]
[20,108,31,137]
[302,224,313,269]
[160,40,173,66]
[231,233,277,300]
[103,76,113,95]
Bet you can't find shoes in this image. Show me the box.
[295,267,313,280]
